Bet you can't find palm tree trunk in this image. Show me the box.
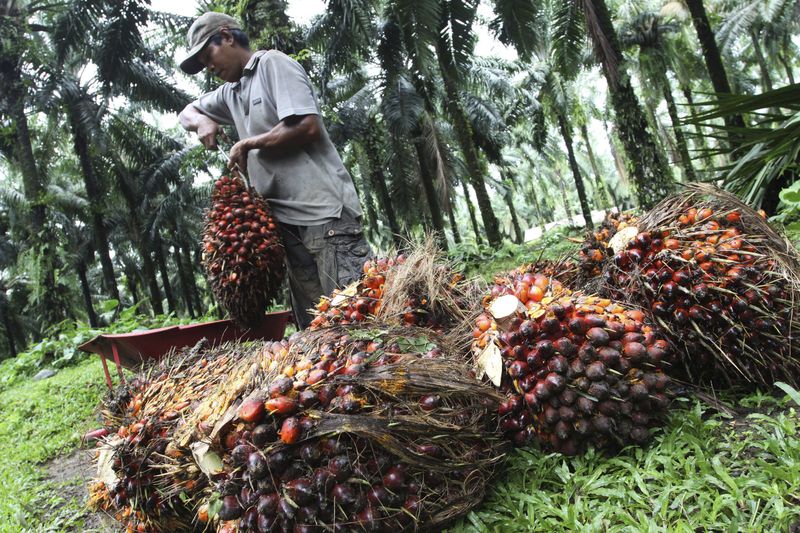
[7,84,45,233]
[439,72,501,246]
[364,133,402,246]
[557,113,593,229]
[125,267,140,305]
[445,194,462,244]
[681,86,710,155]
[503,186,524,243]
[460,180,483,245]
[557,172,574,222]
[173,243,196,318]
[76,260,99,327]
[587,0,673,208]
[0,288,18,358]
[662,84,696,181]
[116,174,164,315]
[68,108,121,303]
[778,51,795,84]
[413,139,448,251]
[180,236,205,314]
[684,0,746,144]
[528,180,548,226]
[750,31,773,92]
[579,124,613,210]
[154,233,177,314]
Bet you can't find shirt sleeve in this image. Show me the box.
[194,86,234,125]
[259,52,320,121]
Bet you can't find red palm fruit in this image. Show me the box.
[586,327,610,347]
[279,417,301,444]
[238,397,265,423]
[266,396,299,416]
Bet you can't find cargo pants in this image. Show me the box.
[277,210,372,329]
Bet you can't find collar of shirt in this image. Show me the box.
[231,51,266,91]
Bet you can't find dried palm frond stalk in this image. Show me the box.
[599,183,800,388]
[202,174,286,328]
[473,267,673,455]
[89,341,262,533]
[185,326,507,532]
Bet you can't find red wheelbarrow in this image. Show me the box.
[78,311,292,389]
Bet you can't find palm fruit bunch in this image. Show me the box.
[473,265,673,455]
[88,343,246,533]
[310,255,404,328]
[310,239,476,335]
[577,211,640,280]
[599,184,800,387]
[203,175,286,327]
[187,327,505,533]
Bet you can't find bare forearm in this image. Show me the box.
[245,115,321,156]
[179,104,206,131]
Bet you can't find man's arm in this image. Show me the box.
[179,103,221,149]
[228,114,321,173]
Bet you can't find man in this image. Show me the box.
[178,12,370,329]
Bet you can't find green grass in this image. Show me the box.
[0,358,110,532]
[450,394,800,532]
[455,227,583,281]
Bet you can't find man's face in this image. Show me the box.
[197,32,242,83]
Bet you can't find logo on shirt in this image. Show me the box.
[252,97,262,106]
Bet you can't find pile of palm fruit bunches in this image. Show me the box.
[88,184,800,532]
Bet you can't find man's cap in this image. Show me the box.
[180,12,242,75]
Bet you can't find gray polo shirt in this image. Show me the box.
[194,50,362,226]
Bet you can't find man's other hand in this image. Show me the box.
[228,138,251,176]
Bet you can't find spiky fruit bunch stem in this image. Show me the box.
[474,267,672,455]
[203,175,285,327]
[601,186,800,387]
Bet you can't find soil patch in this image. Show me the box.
[44,448,107,532]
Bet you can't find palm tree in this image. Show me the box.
[434,0,502,246]
[717,0,800,90]
[680,0,747,143]
[620,12,697,181]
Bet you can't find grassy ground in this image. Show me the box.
[0,357,110,532]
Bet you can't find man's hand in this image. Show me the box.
[178,103,220,149]
[196,117,220,149]
[228,139,251,176]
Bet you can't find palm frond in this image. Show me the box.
[381,74,425,136]
[488,0,540,60]
[307,0,376,91]
[50,0,103,62]
[46,183,89,212]
[438,0,478,76]
[551,0,586,78]
[387,0,441,81]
